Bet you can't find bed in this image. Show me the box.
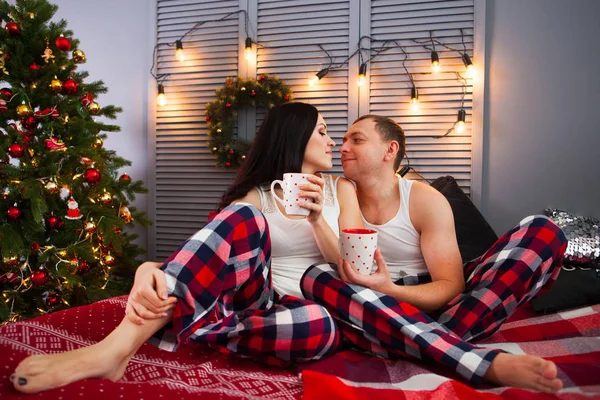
[1,295,599,399]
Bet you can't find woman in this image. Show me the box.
[10,102,363,394]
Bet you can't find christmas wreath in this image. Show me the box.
[205,74,292,168]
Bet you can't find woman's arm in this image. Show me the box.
[336,178,364,231]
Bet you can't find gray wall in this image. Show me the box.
[482,0,600,234]
[53,0,153,252]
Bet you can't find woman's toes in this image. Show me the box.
[17,377,28,386]
[9,374,15,382]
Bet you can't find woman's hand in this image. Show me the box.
[298,174,326,223]
[125,261,178,325]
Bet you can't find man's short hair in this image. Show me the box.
[353,115,406,171]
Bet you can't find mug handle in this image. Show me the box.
[270,180,286,206]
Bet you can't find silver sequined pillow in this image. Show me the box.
[545,209,600,267]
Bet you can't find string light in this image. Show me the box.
[462,53,474,77]
[309,68,329,86]
[175,40,185,62]
[156,83,167,106]
[410,86,419,111]
[431,50,440,72]
[456,109,466,133]
[358,63,367,87]
[245,37,253,60]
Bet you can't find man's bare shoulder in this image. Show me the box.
[409,180,453,231]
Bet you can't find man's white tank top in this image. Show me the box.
[362,178,428,280]
[256,174,340,298]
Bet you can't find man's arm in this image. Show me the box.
[340,183,464,313]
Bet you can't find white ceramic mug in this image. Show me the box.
[339,228,378,275]
[270,173,312,216]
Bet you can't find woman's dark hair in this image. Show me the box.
[218,102,319,210]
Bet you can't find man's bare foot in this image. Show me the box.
[484,353,563,393]
[10,339,132,394]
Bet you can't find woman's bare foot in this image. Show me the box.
[484,353,563,393]
[10,339,132,394]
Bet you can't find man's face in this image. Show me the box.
[340,118,389,182]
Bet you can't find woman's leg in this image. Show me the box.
[12,204,338,394]
[301,262,562,392]
[437,215,567,341]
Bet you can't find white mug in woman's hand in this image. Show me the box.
[270,173,312,216]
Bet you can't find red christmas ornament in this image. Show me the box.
[62,78,78,94]
[119,172,131,183]
[28,63,40,71]
[31,270,49,285]
[229,149,235,155]
[225,103,232,108]
[30,242,40,252]
[227,80,233,85]
[46,293,60,306]
[0,99,6,113]
[5,22,21,36]
[55,34,71,51]
[250,90,256,97]
[113,226,122,235]
[65,196,83,220]
[8,143,25,158]
[259,75,265,80]
[80,93,94,107]
[22,116,37,129]
[205,116,210,121]
[7,206,21,221]
[44,137,67,151]
[283,95,289,101]
[0,88,13,98]
[46,214,60,229]
[225,162,231,167]
[84,167,101,184]
[77,260,90,274]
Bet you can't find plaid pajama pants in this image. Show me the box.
[148,203,340,366]
[301,215,567,385]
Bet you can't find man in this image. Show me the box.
[300,115,568,392]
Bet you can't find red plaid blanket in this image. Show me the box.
[300,303,600,399]
[1,297,599,399]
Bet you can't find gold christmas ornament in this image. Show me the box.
[88,102,101,114]
[28,12,35,19]
[72,49,86,63]
[92,137,103,148]
[103,253,116,266]
[99,191,112,205]
[30,82,37,90]
[119,205,134,224]
[61,115,70,125]
[16,103,33,117]
[42,44,55,63]
[50,76,62,92]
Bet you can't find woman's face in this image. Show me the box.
[301,114,335,174]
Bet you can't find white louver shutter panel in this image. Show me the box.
[256,0,353,175]
[368,0,475,193]
[154,0,239,259]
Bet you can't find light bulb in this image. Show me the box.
[456,109,466,133]
[462,53,474,78]
[410,86,419,110]
[156,84,167,106]
[431,51,440,72]
[309,68,329,87]
[245,37,253,60]
[176,40,184,62]
[357,63,367,87]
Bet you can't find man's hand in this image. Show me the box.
[125,261,177,325]
[338,249,395,294]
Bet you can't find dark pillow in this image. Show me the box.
[531,265,600,313]
[430,176,498,263]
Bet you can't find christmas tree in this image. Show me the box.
[0,0,150,324]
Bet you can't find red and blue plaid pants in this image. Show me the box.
[301,215,567,385]
[149,204,340,366]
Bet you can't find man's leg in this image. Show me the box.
[301,263,501,386]
[437,215,567,341]
[302,262,563,392]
